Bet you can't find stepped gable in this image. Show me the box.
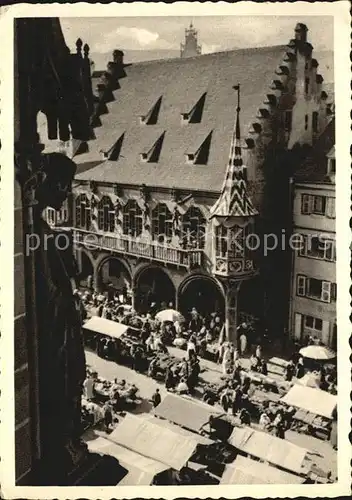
[75,45,288,191]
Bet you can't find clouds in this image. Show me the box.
[60,16,333,56]
[94,26,166,52]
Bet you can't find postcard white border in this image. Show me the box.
[0,2,350,498]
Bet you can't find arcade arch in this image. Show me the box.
[178,274,225,319]
[96,256,132,298]
[134,265,176,314]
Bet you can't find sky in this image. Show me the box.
[60,16,333,57]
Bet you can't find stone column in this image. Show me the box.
[224,280,242,346]
[93,263,101,292]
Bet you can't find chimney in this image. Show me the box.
[294,23,308,43]
[113,49,124,65]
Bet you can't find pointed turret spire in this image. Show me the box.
[210,84,258,219]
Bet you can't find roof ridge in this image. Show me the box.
[118,44,288,67]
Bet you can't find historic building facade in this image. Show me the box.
[290,116,336,348]
[42,23,333,344]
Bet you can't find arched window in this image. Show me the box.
[98,195,115,232]
[123,199,143,237]
[182,206,206,249]
[151,203,173,242]
[57,199,69,224]
[75,194,91,230]
[215,225,228,257]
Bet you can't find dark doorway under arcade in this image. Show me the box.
[135,267,176,314]
[179,277,225,319]
[99,258,132,296]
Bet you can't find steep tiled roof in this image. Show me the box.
[73,46,288,191]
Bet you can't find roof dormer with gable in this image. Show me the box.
[38,24,333,224]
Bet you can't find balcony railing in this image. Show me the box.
[73,228,203,269]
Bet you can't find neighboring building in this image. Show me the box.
[41,23,334,343]
[180,22,202,58]
[290,116,336,349]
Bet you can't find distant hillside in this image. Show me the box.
[90,48,333,83]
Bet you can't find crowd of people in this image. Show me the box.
[76,287,337,448]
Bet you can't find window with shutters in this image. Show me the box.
[301,194,313,214]
[326,198,335,218]
[151,203,173,242]
[321,281,332,302]
[75,194,91,230]
[312,195,326,215]
[297,275,333,303]
[331,283,337,302]
[296,275,306,296]
[123,199,143,237]
[299,236,336,262]
[97,196,115,232]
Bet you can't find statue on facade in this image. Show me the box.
[32,152,87,481]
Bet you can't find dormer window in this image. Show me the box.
[102,133,125,161]
[140,132,165,163]
[140,97,162,125]
[181,92,207,124]
[185,131,212,165]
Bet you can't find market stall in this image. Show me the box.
[153,393,223,434]
[267,357,290,378]
[83,316,129,339]
[108,413,200,471]
[228,426,310,476]
[280,385,337,439]
[220,455,306,484]
[87,436,168,485]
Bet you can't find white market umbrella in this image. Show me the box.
[299,345,336,361]
[155,309,185,324]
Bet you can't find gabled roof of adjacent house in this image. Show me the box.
[72,45,288,191]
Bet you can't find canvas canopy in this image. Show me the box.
[221,455,305,485]
[87,436,167,485]
[143,414,214,445]
[83,317,128,339]
[153,393,223,432]
[280,385,337,419]
[108,414,199,471]
[228,427,308,475]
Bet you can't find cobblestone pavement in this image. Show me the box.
[85,349,337,480]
